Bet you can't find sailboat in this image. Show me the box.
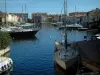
[20,4,27,25]
[0,3,40,38]
[54,0,78,70]
[58,6,84,30]
[57,9,63,27]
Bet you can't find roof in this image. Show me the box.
[69,12,87,14]
[88,8,100,16]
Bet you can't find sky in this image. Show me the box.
[0,0,100,17]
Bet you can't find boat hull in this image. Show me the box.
[9,30,38,38]
[55,55,78,70]
[0,57,13,75]
[0,66,13,75]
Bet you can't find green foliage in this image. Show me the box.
[0,31,11,50]
[45,18,53,23]
[27,18,33,23]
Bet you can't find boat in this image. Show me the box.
[59,24,83,30]
[57,22,63,26]
[0,0,40,39]
[54,41,78,70]
[58,6,83,30]
[51,23,58,26]
[77,39,100,71]
[54,0,78,70]
[95,33,100,39]
[78,27,88,31]
[0,23,40,38]
[0,57,13,74]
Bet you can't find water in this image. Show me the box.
[9,25,94,75]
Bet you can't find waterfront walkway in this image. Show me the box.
[0,47,10,56]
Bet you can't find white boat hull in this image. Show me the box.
[0,57,13,74]
[55,55,78,70]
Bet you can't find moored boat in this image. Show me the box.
[54,41,78,70]
[0,23,40,38]
[54,0,79,70]
[59,24,83,30]
[0,57,13,74]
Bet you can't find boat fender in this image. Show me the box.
[7,64,9,68]
[4,65,6,70]
[10,61,12,65]
[1,66,4,71]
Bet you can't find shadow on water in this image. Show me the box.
[12,36,38,42]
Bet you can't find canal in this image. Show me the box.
[10,25,93,75]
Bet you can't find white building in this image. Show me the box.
[2,13,19,25]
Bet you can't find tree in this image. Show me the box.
[0,31,11,50]
[27,18,32,23]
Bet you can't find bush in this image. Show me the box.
[0,31,11,50]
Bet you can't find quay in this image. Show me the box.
[76,72,100,75]
[76,39,100,72]
[0,47,10,57]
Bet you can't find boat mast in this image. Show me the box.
[64,0,67,49]
[22,6,23,22]
[61,6,63,23]
[74,6,76,24]
[5,0,7,25]
[25,4,26,23]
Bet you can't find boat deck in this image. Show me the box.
[1,26,40,32]
[55,41,78,61]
